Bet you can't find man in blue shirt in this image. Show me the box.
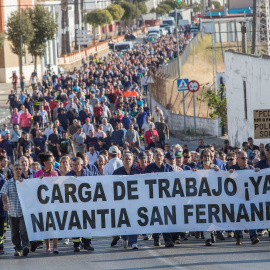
[134,107,147,132]
[255,143,270,169]
[33,130,46,156]
[144,148,175,247]
[112,123,125,147]
[0,132,16,164]
[65,157,95,252]
[112,152,141,249]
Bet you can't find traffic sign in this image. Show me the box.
[177,78,189,91]
[188,80,200,93]
[145,75,155,84]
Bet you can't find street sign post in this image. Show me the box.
[188,80,200,135]
[177,78,189,91]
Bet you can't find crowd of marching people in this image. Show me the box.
[0,28,270,256]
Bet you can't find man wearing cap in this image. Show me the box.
[113,152,141,249]
[175,151,192,170]
[165,152,183,171]
[229,151,260,245]
[73,126,86,153]
[255,143,270,169]
[103,146,123,175]
[144,148,175,247]
[144,123,159,150]
[0,132,16,164]
[82,117,94,135]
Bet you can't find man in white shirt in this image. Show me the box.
[103,146,123,175]
[82,118,94,135]
[141,116,154,134]
[152,106,163,123]
[100,118,114,133]
[86,145,99,165]
[39,105,48,127]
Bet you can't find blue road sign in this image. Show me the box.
[177,78,189,91]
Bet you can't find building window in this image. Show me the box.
[243,80,247,119]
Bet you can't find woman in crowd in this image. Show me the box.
[34,153,59,254]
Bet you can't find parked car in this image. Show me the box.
[125,34,137,41]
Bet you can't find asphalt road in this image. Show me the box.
[1,231,270,270]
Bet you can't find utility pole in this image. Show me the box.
[175,8,186,133]
[105,10,108,40]
[19,0,23,74]
[241,21,247,53]
[74,0,79,50]
[119,3,122,35]
[252,0,257,54]
[135,0,138,31]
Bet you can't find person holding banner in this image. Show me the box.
[193,149,222,246]
[229,151,260,245]
[144,148,175,248]
[0,173,7,255]
[1,164,30,256]
[113,151,141,249]
[34,153,59,254]
[65,157,95,252]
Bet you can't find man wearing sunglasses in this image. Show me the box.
[229,151,260,246]
[255,143,270,169]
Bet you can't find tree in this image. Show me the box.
[211,1,222,9]
[120,2,141,21]
[6,10,34,56]
[197,89,227,128]
[155,3,171,15]
[0,32,5,48]
[163,0,186,10]
[107,4,125,21]
[138,2,147,15]
[28,6,58,69]
[86,9,113,40]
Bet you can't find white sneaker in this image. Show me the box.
[122,239,128,248]
[63,238,69,245]
[132,243,138,249]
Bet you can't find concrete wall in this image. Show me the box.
[202,17,253,43]
[225,51,270,147]
[228,0,253,10]
[149,94,221,137]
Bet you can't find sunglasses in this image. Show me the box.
[227,158,235,161]
[265,149,270,152]
[184,156,190,158]
[239,157,248,160]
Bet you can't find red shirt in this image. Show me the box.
[50,100,58,111]
[144,130,159,144]
[93,106,103,117]
[20,113,32,127]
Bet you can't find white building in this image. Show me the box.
[225,50,270,147]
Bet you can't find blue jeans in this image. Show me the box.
[121,235,137,246]
[235,229,257,239]
[22,127,30,133]
[20,82,25,92]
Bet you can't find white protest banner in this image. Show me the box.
[17,169,270,241]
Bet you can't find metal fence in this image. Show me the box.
[159,32,204,78]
